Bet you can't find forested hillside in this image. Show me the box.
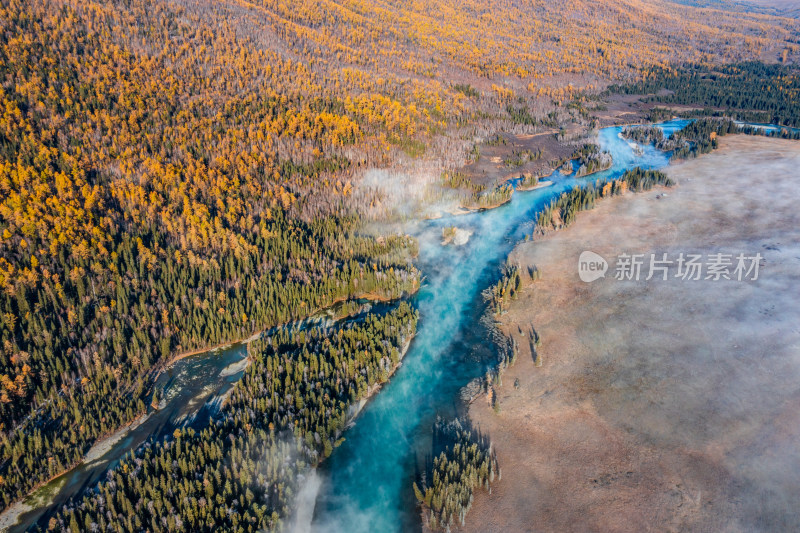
[0,0,431,508]
[0,0,798,522]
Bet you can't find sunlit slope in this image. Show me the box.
[217,0,799,81]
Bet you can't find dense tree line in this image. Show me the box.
[668,118,740,158]
[621,125,673,149]
[537,186,603,229]
[672,117,800,159]
[441,171,486,195]
[537,168,673,229]
[42,303,418,532]
[484,265,522,316]
[572,144,613,177]
[414,417,499,532]
[625,118,800,161]
[516,173,543,191]
[441,173,518,211]
[645,107,676,123]
[618,168,675,191]
[738,123,800,140]
[657,108,800,140]
[504,148,543,169]
[463,185,515,211]
[610,62,800,127]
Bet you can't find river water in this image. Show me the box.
[4,120,692,532]
[309,120,690,532]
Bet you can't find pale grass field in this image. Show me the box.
[465,136,800,533]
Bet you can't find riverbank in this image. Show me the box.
[463,135,800,532]
[345,335,415,427]
[515,179,554,192]
[0,479,66,533]
[159,290,413,372]
[0,408,153,532]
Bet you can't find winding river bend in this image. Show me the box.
[5,120,690,532]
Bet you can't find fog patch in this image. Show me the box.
[357,164,464,221]
[291,470,322,533]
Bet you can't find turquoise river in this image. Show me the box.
[309,119,690,532]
